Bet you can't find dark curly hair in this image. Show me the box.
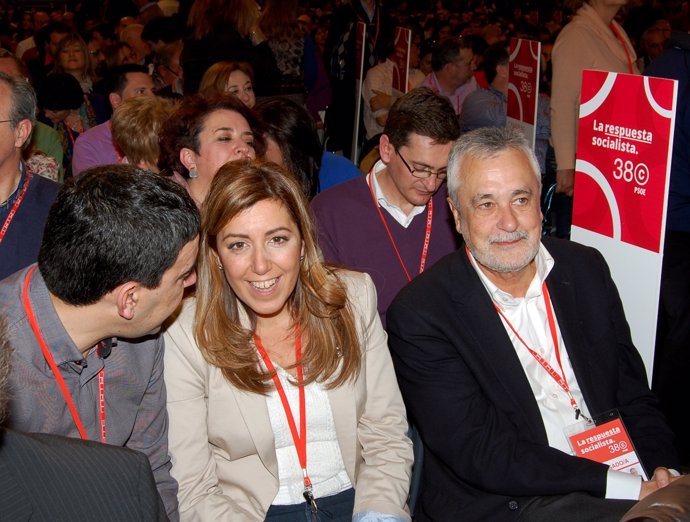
[158,93,265,178]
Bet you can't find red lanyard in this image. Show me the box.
[254,325,317,511]
[64,124,77,147]
[493,280,591,423]
[21,265,107,443]
[367,170,434,282]
[0,171,31,244]
[610,23,634,74]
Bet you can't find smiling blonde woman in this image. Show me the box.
[163,160,413,521]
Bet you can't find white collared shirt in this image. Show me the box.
[468,243,641,499]
[368,159,426,228]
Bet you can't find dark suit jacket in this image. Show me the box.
[387,237,679,522]
[0,429,168,521]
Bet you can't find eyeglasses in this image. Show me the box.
[396,149,447,180]
[0,120,12,124]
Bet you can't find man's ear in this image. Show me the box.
[379,133,393,164]
[115,281,140,320]
[109,92,123,110]
[13,119,32,149]
[447,196,462,235]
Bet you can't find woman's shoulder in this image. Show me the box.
[331,268,373,292]
[330,268,376,313]
[164,296,198,338]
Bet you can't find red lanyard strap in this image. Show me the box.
[493,280,590,422]
[610,23,634,74]
[22,265,107,442]
[0,172,31,244]
[367,170,434,282]
[254,325,311,488]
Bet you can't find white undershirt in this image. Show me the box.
[368,159,426,228]
[265,364,352,505]
[468,243,641,500]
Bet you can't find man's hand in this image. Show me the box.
[556,168,575,197]
[639,467,679,499]
[370,90,392,112]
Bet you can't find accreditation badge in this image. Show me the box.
[564,409,648,480]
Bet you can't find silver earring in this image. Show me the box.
[189,166,198,178]
[217,263,223,271]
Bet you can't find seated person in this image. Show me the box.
[255,96,361,198]
[311,88,461,325]
[388,126,681,522]
[164,160,413,520]
[0,49,64,181]
[0,316,167,521]
[151,40,184,98]
[199,60,256,108]
[111,95,175,172]
[51,33,98,94]
[157,94,263,206]
[459,42,509,132]
[0,165,201,521]
[362,37,425,148]
[0,72,59,280]
[36,72,108,178]
[72,64,155,176]
[420,38,478,116]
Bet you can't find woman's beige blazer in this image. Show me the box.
[163,270,413,521]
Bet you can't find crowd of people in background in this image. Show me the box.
[2,0,690,520]
[0,0,685,187]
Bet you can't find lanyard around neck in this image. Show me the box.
[22,265,107,442]
[0,171,31,245]
[254,324,317,510]
[492,279,591,423]
[367,170,434,282]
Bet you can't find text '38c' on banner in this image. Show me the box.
[571,69,677,380]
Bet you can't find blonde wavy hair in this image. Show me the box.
[111,96,176,171]
[194,159,361,393]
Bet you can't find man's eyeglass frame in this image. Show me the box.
[396,149,448,180]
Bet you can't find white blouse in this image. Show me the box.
[266,364,352,505]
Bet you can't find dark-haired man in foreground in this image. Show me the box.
[0,164,200,521]
[0,315,168,521]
